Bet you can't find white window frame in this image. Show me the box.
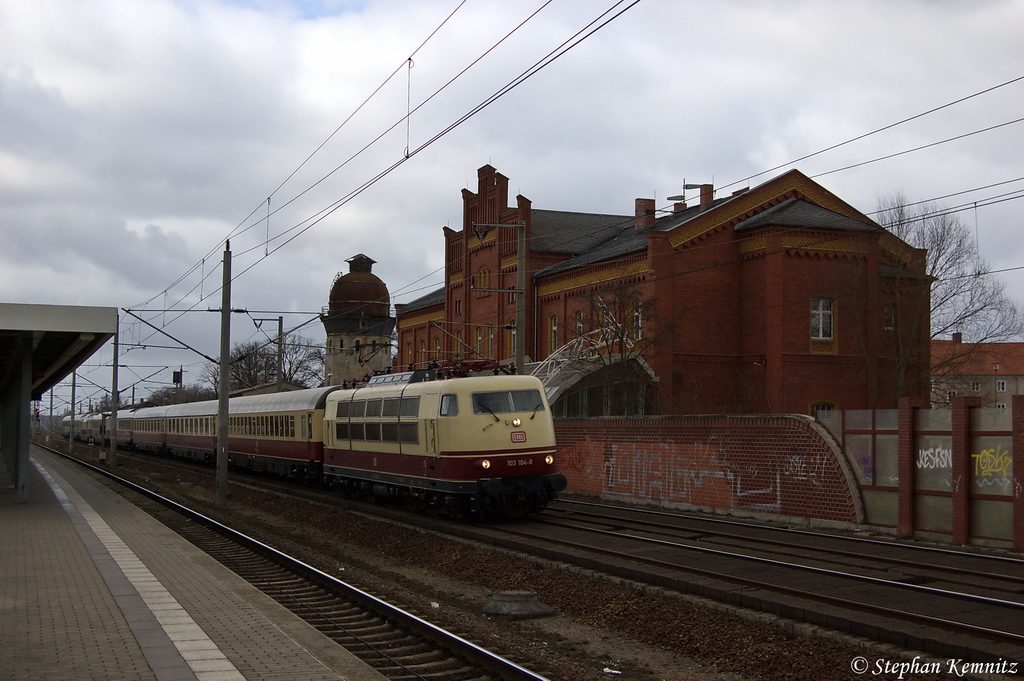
[811,298,833,340]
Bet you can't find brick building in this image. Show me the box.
[395,164,931,416]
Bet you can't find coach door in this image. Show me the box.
[305,412,313,457]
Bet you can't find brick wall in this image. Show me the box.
[555,415,860,523]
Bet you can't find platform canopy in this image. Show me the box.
[1,303,117,502]
[0,303,117,400]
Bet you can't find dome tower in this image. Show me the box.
[321,254,395,384]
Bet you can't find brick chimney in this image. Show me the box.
[635,198,656,231]
[699,184,714,209]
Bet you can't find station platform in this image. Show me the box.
[1,445,387,681]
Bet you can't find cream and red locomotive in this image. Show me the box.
[105,370,565,518]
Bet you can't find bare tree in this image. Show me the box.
[203,334,325,391]
[540,282,668,416]
[876,192,1024,402]
[146,383,217,406]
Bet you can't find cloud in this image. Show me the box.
[2,0,1023,405]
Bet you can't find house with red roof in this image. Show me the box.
[931,333,1024,408]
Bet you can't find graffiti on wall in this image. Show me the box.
[916,446,952,469]
[910,443,1014,495]
[972,443,1013,495]
[560,431,849,519]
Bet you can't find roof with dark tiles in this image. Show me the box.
[734,197,878,232]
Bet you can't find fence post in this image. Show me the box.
[1012,395,1024,551]
[897,397,929,538]
[951,396,981,545]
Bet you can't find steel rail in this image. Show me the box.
[488,522,1024,648]
[544,503,1024,585]
[43,444,550,681]
[553,498,1024,566]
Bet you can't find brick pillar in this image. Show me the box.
[951,395,981,545]
[897,397,929,537]
[1013,395,1024,550]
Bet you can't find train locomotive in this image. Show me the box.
[88,370,567,519]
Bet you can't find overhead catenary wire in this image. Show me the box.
[78,21,1024,399]
[127,0,566,356]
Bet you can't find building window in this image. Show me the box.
[810,402,835,421]
[996,380,1006,392]
[633,299,643,340]
[487,325,494,357]
[508,288,516,304]
[970,381,981,392]
[947,390,957,403]
[405,342,412,366]
[574,310,584,338]
[454,299,462,316]
[419,340,426,366]
[508,319,517,359]
[811,298,833,339]
[476,327,483,355]
[455,330,462,359]
[475,268,491,297]
[883,306,895,331]
[997,403,1007,410]
[434,336,440,359]
[549,315,558,353]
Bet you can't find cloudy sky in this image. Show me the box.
[3,0,1023,410]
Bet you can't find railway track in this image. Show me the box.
[60,442,1024,668]
[47,445,550,681]
[544,499,1024,598]
[512,500,1024,661]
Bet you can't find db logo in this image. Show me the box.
[510,431,527,443]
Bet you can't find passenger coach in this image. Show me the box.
[125,386,339,475]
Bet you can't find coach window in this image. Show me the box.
[440,394,458,416]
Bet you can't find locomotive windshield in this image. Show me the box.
[471,389,545,415]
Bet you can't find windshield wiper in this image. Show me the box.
[476,402,500,421]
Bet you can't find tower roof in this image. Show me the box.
[328,254,390,318]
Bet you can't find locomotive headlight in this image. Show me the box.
[512,418,522,427]
[481,459,491,469]
[545,455,554,465]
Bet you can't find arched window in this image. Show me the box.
[455,330,462,359]
[419,340,426,366]
[632,299,643,340]
[549,315,558,354]
[475,268,491,298]
[574,310,584,338]
[810,401,837,426]
[476,327,483,355]
[433,336,440,359]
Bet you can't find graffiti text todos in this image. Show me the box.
[972,444,1012,478]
